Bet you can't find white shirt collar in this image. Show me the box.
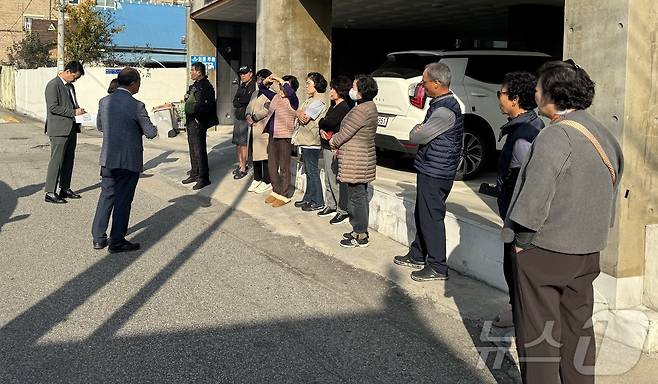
[116,87,132,94]
[59,75,68,85]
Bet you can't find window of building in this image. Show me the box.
[23,15,44,32]
[95,0,116,9]
[23,17,32,32]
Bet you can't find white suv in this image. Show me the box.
[372,50,551,180]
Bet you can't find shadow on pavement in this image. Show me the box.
[0,134,512,382]
[0,181,43,232]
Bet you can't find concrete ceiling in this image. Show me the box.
[193,0,564,35]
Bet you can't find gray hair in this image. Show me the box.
[425,62,451,87]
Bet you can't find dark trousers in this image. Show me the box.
[503,242,515,306]
[253,160,270,184]
[267,137,292,198]
[322,148,347,214]
[408,174,453,275]
[186,119,209,181]
[301,148,323,204]
[45,130,77,193]
[346,183,369,233]
[513,247,599,384]
[91,167,140,244]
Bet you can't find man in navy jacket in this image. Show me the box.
[393,62,464,281]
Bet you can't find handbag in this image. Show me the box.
[560,120,617,185]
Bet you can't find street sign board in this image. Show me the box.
[190,55,216,70]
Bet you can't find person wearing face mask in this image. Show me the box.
[492,71,545,329]
[245,68,274,194]
[329,75,379,248]
[502,60,623,384]
[259,74,300,207]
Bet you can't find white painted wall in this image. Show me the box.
[14,67,187,122]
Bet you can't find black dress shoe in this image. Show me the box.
[59,189,81,199]
[108,241,140,254]
[93,239,108,250]
[182,176,197,184]
[192,179,211,190]
[294,200,308,208]
[45,192,67,204]
[410,265,449,282]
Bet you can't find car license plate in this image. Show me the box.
[377,116,389,127]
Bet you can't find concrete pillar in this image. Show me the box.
[186,4,218,90]
[256,0,332,93]
[564,0,658,309]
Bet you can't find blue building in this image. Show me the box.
[107,1,186,67]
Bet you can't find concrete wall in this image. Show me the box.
[646,225,658,311]
[564,0,658,308]
[256,0,332,93]
[293,163,508,291]
[14,67,187,122]
[0,66,17,110]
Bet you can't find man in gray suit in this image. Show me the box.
[91,67,158,253]
[44,61,86,204]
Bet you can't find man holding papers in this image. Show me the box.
[43,61,86,204]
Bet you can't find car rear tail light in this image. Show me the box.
[408,82,426,109]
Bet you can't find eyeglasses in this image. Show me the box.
[497,90,509,98]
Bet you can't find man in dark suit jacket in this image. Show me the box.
[91,67,158,253]
[181,61,219,190]
[44,61,86,204]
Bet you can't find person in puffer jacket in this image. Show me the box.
[330,75,379,248]
[393,62,463,282]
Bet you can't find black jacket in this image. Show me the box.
[233,79,256,121]
[318,100,351,149]
[496,110,544,219]
[187,77,219,129]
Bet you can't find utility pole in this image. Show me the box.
[57,0,66,71]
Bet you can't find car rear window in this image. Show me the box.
[464,55,553,84]
[372,54,440,79]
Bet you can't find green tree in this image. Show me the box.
[64,0,123,64]
[7,33,55,69]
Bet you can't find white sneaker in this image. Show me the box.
[255,183,272,194]
[248,180,261,192]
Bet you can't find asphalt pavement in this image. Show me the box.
[0,109,655,383]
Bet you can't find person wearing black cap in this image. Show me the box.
[232,65,256,179]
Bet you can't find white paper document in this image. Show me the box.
[75,113,97,125]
